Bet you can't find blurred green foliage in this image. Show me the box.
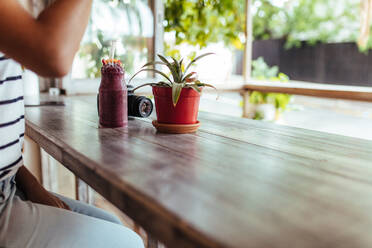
[76,0,148,78]
[78,31,144,78]
[164,0,246,50]
[165,0,363,50]
[249,57,291,113]
[277,0,360,49]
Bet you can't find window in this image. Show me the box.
[71,0,154,82]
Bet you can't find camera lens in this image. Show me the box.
[132,96,153,118]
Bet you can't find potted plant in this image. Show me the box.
[128,53,216,133]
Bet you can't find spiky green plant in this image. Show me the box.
[128,53,217,106]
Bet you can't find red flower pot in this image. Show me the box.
[152,86,201,124]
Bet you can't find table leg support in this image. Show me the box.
[23,136,42,182]
[75,177,95,205]
[40,149,59,192]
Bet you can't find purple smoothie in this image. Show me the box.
[98,60,128,128]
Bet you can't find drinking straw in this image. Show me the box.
[109,40,117,64]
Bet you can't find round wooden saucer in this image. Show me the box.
[152,120,200,134]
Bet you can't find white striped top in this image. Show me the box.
[0,52,24,180]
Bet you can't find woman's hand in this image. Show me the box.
[15,166,70,210]
[26,186,71,210]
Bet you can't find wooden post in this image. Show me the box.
[152,0,164,71]
[358,0,372,48]
[241,90,252,118]
[243,0,253,81]
[242,0,253,119]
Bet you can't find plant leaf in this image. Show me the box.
[141,61,166,68]
[197,82,217,90]
[172,83,184,106]
[171,57,182,79]
[195,81,219,100]
[132,81,171,92]
[187,84,202,94]
[157,54,170,65]
[179,58,184,72]
[184,53,215,74]
[133,83,155,92]
[128,68,172,84]
[182,72,196,83]
[157,54,179,83]
[157,81,172,87]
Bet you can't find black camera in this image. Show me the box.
[127,85,153,118]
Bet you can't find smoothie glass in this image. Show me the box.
[98,59,128,128]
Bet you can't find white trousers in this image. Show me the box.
[0,176,144,248]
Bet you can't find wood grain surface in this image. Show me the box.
[25,95,372,248]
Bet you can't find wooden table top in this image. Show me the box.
[25,95,372,248]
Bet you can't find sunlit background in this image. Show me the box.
[69,0,372,140]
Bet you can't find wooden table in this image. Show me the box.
[25,95,372,248]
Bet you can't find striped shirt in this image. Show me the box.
[0,52,24,181]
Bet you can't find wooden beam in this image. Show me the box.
[243,81,372,102]
[241,80,372,118]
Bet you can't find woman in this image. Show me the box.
[0,0,144,247]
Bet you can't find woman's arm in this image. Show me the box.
[16,166,70,210]
[0,0,92,77]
